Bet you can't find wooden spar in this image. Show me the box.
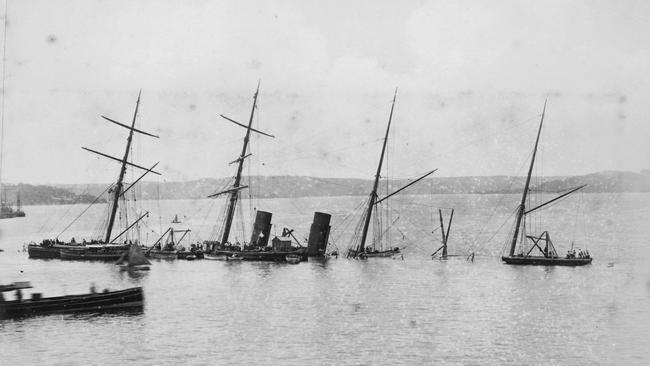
[81,147,162,175]
[101,115,160,138]
[207,185,249,198]
[444,209,454,257]
[437,208,454,258]
[524,184,587,215]
[110,211,149,243]
[220,81,261,245]
[220,114,275,138]
[229,153,252,165]
[105,91,143,244]
[148,227,172,252]
[357,88,398,255]
[120,162,160,197]
[375,169,437,204]
[438,209,447,257]
[508,100,547,256]
[174,229,191,245]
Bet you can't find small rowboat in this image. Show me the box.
[285,254,301,264]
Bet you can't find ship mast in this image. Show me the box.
[508,100,547,256]
[104,91,142,243]
[357,89,398,254]
[220,82,261,245]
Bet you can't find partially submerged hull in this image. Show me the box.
[210,248,307,262]
[501,256,592,266]
[0,287,144,319]
[348,248,401,259]
[146,250,178,260]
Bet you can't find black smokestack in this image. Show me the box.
[250,210,272,247]
[307,212,331,257]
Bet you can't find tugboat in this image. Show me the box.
[0,281,144,319]
[347,89,436,259]
[501,101,592,266]
[27,91,160,260]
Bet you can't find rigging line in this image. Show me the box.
[400,114,542,173]
[56,183,113,239]
[39,184,91,234]
[330,198,368,246]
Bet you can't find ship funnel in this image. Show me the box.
[250,210,273,247]
[307,212,331,257]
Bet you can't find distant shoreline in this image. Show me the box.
[3,170,649,206]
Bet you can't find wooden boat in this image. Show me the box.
[347,90,436,259]
[0,281,143,319]
[26,92,160,260]
[501,101,592,266]
[285,254,302,264]
[61,244,129,261]
[116,243,151,271]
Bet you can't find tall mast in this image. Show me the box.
[104,91,142,243]
[358,88,397,254]
[508,100,547,256]
[220,82,260,244]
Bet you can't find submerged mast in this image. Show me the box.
[508,100,547,256]
[104,91,142,243]
[220,82,260,245]
[357,89,398,254]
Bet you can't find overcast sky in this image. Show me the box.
[1,0,649,184]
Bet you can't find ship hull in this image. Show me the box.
[27,245,63,259]
[502,256,592,266]
[0,287,144,319]
[210,248,308,262]
[348,248,401,258]
[60,247,128,261]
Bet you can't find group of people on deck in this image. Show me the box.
[566,248,590,259]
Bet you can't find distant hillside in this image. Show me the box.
[52,170,650,202]
[1,183,105,206]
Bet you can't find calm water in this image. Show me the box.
[1,193,649,365]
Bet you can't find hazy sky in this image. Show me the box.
[1,0,649,184]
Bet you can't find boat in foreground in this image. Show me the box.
[0,282,144,319]
[501,101,592,267]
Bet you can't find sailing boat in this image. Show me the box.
[171,214,181,223]
[0,189,24,219]
[115,243,151,271]
[347,89,436,259]
[27,91,160,260]
[501,101,592,266]
[0,1,25,220]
